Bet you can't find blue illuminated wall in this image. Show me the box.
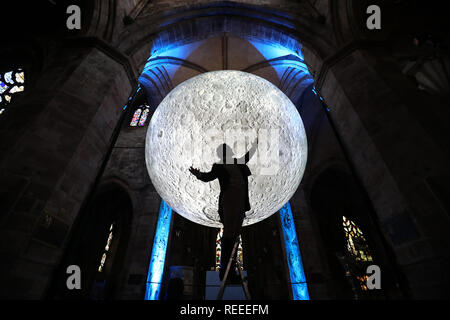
[279,202,310,300]
[145,200,173,300]
[138,37,313,98]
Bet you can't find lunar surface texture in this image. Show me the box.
[145,70,307,228]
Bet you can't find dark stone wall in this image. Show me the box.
[101,126,163,299]
[314,47,450,298]
[0,44,133,299]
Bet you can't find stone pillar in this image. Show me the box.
[314,44,450,298]
[289,187,330,299]
[0,40,135,299]
[101,127,164,299]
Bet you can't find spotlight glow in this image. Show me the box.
[145,200,172,300]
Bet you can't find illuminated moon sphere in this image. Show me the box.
[145,71,307,228]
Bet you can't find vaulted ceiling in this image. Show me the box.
[138,34,314,108]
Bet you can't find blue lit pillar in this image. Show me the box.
[279,202,310,300]
[145,200,173,300]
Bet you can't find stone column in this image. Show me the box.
[313,43,450,298]
[289,187,330,299]
[0,39,135,299]
[101,127,164,299]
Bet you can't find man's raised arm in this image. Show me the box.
[236,139,258,164]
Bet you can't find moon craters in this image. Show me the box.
[145,71,307,228]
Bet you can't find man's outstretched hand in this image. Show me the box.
[189,166,200,177]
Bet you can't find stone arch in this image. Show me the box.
[139,34,311,103]
[2,0,444,300]
[309,166,377,298]
[115,2,337,72]
[308,163,410,299]
[304,158,349,193]
[47,180,133,300]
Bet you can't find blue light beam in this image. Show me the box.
[279,202,310,300]
[145,200,173,300]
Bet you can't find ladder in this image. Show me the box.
[216,237,251,300]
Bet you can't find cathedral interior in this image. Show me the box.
[1,0,450,301]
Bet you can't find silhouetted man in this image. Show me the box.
[189,140,257,281]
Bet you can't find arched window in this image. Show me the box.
[0,68,25,114]
[139,108,149,126]
[215,228,243,271]
[311,168,391,299]
[130,108,142,126]
[47,183,132,300]
[130,104,150,126]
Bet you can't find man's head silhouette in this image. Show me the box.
[217,143,234,164]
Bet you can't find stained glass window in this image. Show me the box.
[139,108,149,126]
[97,223,115,273]
[342,216,374,293]
[215,228,223,271]
[0,68,25,113]
[130,104,150,126]
[356,275,369,291]
[215,228,243,272]
[130,108,142,126]
[342,216,373,263]
[237,235,243,268]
